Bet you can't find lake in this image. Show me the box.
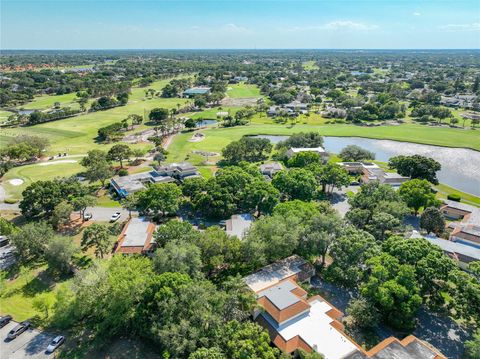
[252,135,480,196]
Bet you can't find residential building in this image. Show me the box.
[286,147,329,160]
[342,162,411,187]
[260,162,283,178]
[440,200,480,247]
[115,217,156,255]
[182,87,211,98]
[246,257,446,359]
[410,230,480,269]
[110,163,199,197]
[225,213,254,239]
[232,76,248,83]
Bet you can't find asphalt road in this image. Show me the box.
[0,321,57,359]
[84,206,132,222]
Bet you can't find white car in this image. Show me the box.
[110,212,121,222]
[83,213,93,221]
[46,335,65,353]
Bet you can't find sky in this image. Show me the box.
[1,0,479,49]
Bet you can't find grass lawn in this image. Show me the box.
[0,264,72,324]
[21,92,82,111]
[2,160,84,200]
[0,109,14,123]
[227,83,262,98]
[434,183,480,207]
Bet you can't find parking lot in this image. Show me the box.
[0,244,16,270]
[0,321,57,358]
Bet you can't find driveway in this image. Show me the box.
[85,206,132,222]
[330,185,359,217]
[0,321,58,358]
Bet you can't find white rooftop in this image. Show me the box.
[289,147,326,153]
[226,213,253,239]
[121,217,155,247]
[277,299,358,359]
[244,255,308,292]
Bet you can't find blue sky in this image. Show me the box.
[1,0,479,49]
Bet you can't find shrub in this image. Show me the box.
[4,198,18,204]
[447,193,461,202]
[118,169,129,176]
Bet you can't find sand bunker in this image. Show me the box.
[8,178,24,186]
[39,160,77,166]
[188,133,205,142]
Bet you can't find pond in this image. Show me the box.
[252,135,480,196]
[196,119,217,127]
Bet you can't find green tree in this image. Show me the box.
[20,180,63,220]
[389,155,441,184]
[81,150,114,187]
[465,329,480,359]
[287,151,322,168]
[365,212,401,241]
[339,145,375,162]
[153,241,203,278]
[81,223,114,258]
[149,107,169,124]
[399,179,437,215]
[221,137,272,165]
[420,207,445,235]
[154,220,200,247]
[326,227,380,286]
[314,163,350,194]
[242,180,280,216]
[346,297,380,329]
[137,183,182,218]
[223,320,279,359]
[10,221,54,262]
[122,194,138,218]
[360,253,422,330]
[51,201,73,229]
[189,348,225,359]
[72,195,97,222]
[45,236,78,274]
[272,168,318,201]
[300,212,343,266]
[276,132,324,149]
[107,144,132,168]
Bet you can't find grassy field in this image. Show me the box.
[226,83,262,98]
[2,160,84,200]
[0,264,72,324]
[0,110,14,123]
[21,92,82,110]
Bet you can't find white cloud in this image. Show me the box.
[413,12,421,16]
[440,22,480,31]
[284,20,379,32]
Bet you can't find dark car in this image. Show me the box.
[7,321,31,339]
[0,315,12,328]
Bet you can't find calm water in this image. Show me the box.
[252,135,480,196]
[196,119,217,127]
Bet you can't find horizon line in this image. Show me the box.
[2,48,480,51]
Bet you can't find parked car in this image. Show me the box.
[46,335,65,353]
[0,250,14,259]
[83,213,93,221]
[0,315,12,328]
[350,181,360,186]
[0,236,9,247]
[110,212,121,222]
[7,321,31,339]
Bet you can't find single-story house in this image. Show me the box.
[232,76,248,83]
[440,200,480,248]
[246,256,446,358]
[361,165,409,187]
[260,162,283,178]
[426,234,480,269]
[225,213,254,239]
[286,147,329,160]
[111,163,199,197]
[115,217,156,255]
[182,87,211,98]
